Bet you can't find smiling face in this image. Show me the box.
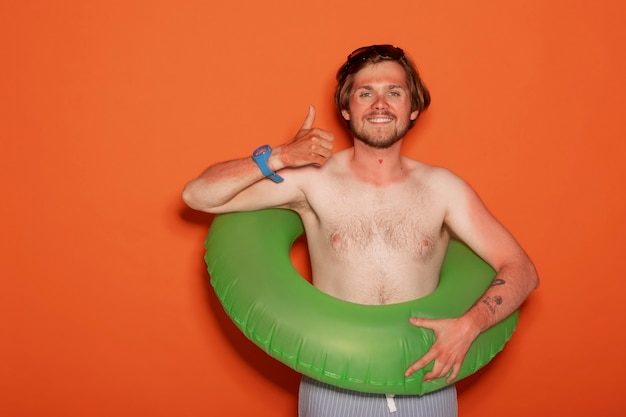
[341,61,420,149]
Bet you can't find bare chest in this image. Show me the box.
[305,181,446,260]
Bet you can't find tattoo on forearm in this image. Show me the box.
[482,295,503,314]
[490,278,506,287]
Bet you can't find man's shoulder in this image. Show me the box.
[312,148,352,177]
[280,149,349,196]
[404,161,470,194]
[403,158,456,179]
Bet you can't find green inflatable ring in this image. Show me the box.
[205,209,518,395]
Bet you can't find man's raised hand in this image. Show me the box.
[274,105,335,169]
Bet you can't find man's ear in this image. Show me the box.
[341,109,351,121]
[410,110,419,121]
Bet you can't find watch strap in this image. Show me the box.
[252,145,284,183]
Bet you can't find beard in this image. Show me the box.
[349,111,412,149]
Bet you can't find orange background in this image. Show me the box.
[2,1,625,416]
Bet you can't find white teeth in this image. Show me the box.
[369,118,392,123]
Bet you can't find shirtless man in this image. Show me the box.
[183,45,539,417]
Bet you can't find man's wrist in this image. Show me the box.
[459,308,486,338]
[268,146,285,172]
[252,144,284,183]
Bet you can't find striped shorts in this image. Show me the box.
[298,376,457,417]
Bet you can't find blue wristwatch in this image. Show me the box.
[252,144,284,183]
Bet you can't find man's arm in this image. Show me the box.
[406,170,539,382]
[182,106,334,213]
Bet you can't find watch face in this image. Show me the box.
[253,144,270,157]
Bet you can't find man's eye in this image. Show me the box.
[389,91,401,97]
[360,92,372,97]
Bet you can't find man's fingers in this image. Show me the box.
[404,351,435,377]
[446,364,461,383]
[424,359,452,383]
[300,105,316,131]
[409,317,437,331]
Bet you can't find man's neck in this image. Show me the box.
[349,140,407,185]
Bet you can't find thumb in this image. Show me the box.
[300,105,316,130]
[409,317,436,330]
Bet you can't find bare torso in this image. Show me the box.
[289,149,451,305]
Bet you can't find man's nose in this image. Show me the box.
[372,95,389,109]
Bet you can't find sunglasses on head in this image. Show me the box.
[338,45,405,81]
